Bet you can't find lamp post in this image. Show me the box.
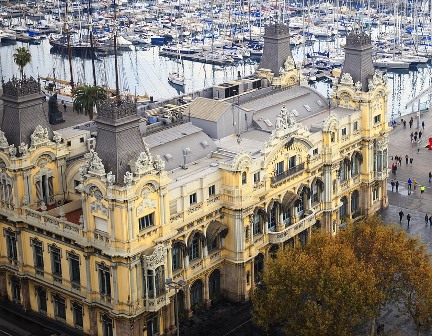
[165,278,185,336]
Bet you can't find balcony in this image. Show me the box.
[145,294,168,312]
[268,210,317,244]
[271,163,305,186]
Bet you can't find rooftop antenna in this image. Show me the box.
[88,0,97,86]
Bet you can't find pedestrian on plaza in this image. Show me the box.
[407,214,411,227]
[404,120,407,128]
[422,120,425,130]
[413,179,418,190]
[391,180,395,192]
[399,210,404,223]
[409,119,413,128]
[408,178,413,190]
[63,103,67,113]
[429,171,432,183]
[405,154,409,164]
[396,180,399,192]
[410,157,413,165]
[414,135,417,142]
[420,185,426,195]
[399,156,402,165]
[410,132,414,141]
[419,131,422,139]
[429,216,432,227]
[425,214,429,226]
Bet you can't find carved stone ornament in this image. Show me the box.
[372,70,385,86]
[30,125,50,147]
[90,199,108,216]
[130,143,153,175]
[153,155,165,173]
[368,78,375,91]
[21,196,28,206]
[143,244,166,269]
[8,145,16,158]
[355,81,362,92]
[124,171,134,186]
[279,67,285,76]
[275,104,299,131]
[2,75,41,97]
[230,150,252,172]
[83,150,106,176]
[18,142,28,156]
[376,135,388,150]
[137,196,157,216]
[284,56,295,71]
[340,73,354,86]
[0,131,9,148]
[52,131,62,144]
[106,171,115,186]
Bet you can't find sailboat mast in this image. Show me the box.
[65,1,75,89]
[113,0,120,98]
[88,0,97,86]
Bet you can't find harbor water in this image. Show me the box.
[1,39,431,119]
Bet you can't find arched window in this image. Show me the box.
[351,152,363,176]
[209,269,221,301]
[268,204,277,232]
[311,179,323,204]
[188,232,204,262]
[241,172,247,185]
[351,190,359,215]
[340,196,348,219]
[172,242,185,271]
[253,211,263,236]
[254,253,264,283]
[295,199,303,218]
[190,279,204,309]
[340,158,350,181]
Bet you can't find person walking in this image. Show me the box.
[404,120,407,128]
[408,178,413,190]
[413,179,418,190]
[419,131,422,140]
[420,185,425,195]
[429,171,432,183]
[407,214,411,227]
[422,120,425,130]
[409,118,413,128]
[405,154,409,164]
[410,157,413,165]
[396,180,399,193]
[429,216,432,228]
[391,180,395,192]
[63,103,67,113]
[425,214,429,226]
[399,210,404,223]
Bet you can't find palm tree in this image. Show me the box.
[13,47,32,79]
[72,85,107,120]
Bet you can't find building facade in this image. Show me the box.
[0,27,389,335]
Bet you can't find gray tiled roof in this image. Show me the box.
[341,30,374,92]
[146,122,217,171]
[259,23,293,75]
[1,92,53,149]
[187,97,231,122]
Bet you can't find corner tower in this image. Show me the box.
[1,76,53,149]
[94,99,147,184]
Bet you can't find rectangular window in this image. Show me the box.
[253,215,261,235]
[189,238,199,261]
[209,185,216,196]
[189,193,197,205]
[80,137,85,143]
[276,161,284,175]
[37,287,47,313]
[289,156,296,169]
[73,303,83,328]
[99,266,111,297]
[373,186,379,201]
[102,316,113,336]
[33,240,44,270]
[208,238,217,251]
[54,295,66,320]
[169,200,177,214]
[69,253,81,285]
[341,127,347,136]
[51,246,62,279]
[253,172,260,183]
[95,217,108,233]
[139,212,155,231]
[374,115,381,124]
[312,148,318,155]
[5,230,17,261]
[11,279,20,302]
[353,121,358,131]
[172,246,181,271]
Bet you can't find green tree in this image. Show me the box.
[71,85,106,120]
[13,47,31,79]
[252,232,382,336]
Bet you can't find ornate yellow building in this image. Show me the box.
[0,27,389,335]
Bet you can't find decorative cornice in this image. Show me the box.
[97,98,137,120]
[2,75,41,96]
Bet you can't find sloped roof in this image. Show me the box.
[187,97,232,122]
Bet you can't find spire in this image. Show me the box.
[94,98,146,185]
[1,75,53,149]
[341,28,374,92]
[259,23,292,75]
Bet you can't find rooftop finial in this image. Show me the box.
[2,75,41,97]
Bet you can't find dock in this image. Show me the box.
[159,50,233,66]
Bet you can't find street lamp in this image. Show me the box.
[165,278,186,336]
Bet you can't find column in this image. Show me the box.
[137,265,142,299]
[167,246,173,279]
[81,196,88,231]
[109,205,115,241]
[16,231,23,267]
[160,189,166,227]
[184,236,189,268]
[130,266,136,303]
[84,254,91,294]
[163,305,170,334]
[277,206,284,231]
[184,285,192,317]
[202,226,208,258]
[112,265,118,304]
[203,274,210,307]
[128,204,133,241]
[169,299,175,331]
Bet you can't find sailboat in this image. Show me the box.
[168,0,185,88]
